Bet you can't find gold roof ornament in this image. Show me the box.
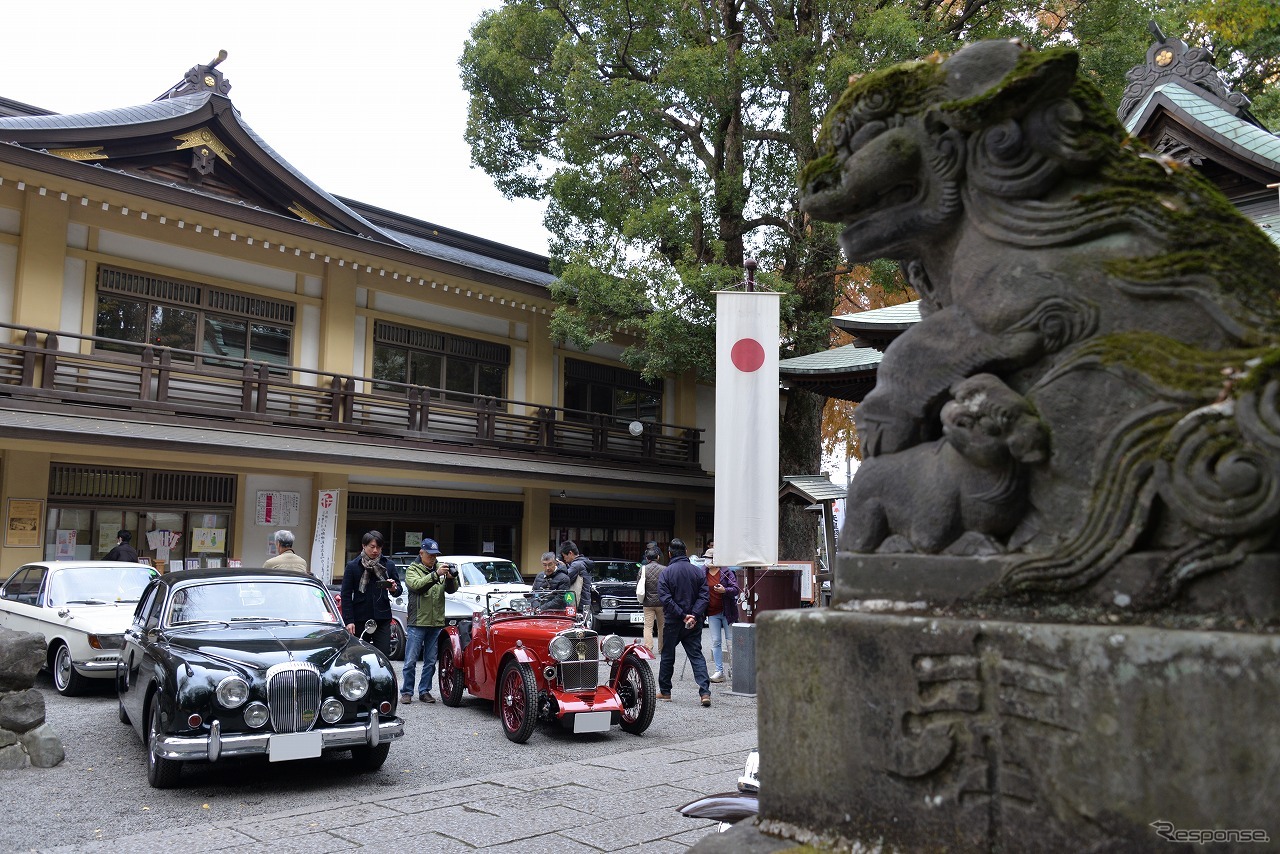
[174,128,234,164]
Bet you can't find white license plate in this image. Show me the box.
[629,613,645,624]
[572,711,611,733]
[269,731,323,762]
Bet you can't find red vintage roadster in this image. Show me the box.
[437,591,656,743]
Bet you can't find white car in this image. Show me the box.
[0,560,158,695]
[441,555,531,615]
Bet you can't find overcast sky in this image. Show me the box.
[1,1,553,255]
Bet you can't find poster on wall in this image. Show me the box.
[405,532,423,550]
[4,499,44,548]
[192,528,227,553]
[256,491,300,527]
[55,529,77,558]
[98,524,121,554]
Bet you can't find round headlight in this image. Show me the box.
[601,634,626,661]
[216,675,250,709]
[243,702,269,728]
[548,635,573,662]
[320,698,345,724]
[602,597,618,609]
[339,668,369,701]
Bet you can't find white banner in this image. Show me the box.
[310,489,341,584]
[714,289,780,566]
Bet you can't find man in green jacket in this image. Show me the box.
[401,538,459,704]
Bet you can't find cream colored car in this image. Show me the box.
[0,561,157,695]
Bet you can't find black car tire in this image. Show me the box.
[52,642,87,697]
[438,637,464,707]
[498,660,538,744]
[349,742,391,773]
[389,619,405,661]
[146,700,182,789]
[118,699,130,725]
[616,653,656,735]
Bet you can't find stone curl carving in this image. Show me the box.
[800,40,1280,608]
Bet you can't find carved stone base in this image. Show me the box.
[836,552,1280,622]
[757,608,1280,852]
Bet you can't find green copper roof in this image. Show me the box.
[1124,81,1280,171]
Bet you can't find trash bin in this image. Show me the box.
[741,566,802,623]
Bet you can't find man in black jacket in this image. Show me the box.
[339,530,402,657]
[656,538,711,707]
[558,541,596,626]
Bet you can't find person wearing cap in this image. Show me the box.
[401,538,458,704]
[339,531,402,657]
[702,544,738,684]
[263,530,307,573]
[104,529,139,562]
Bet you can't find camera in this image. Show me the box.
[442,563,459,577]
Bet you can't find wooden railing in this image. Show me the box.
[0,323,703,470]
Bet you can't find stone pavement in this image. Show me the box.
[37,729,758,853]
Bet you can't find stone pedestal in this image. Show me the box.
[757,608,1279,852]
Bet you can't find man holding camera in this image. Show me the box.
[402,538,459,704]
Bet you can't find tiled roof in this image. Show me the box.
[1124,81,1280,173]
[778,343,882,375]
[832,301,921,330]
[780,475,847,502]
[0,93,211,130]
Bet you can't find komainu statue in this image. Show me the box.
[800,39,1280,607]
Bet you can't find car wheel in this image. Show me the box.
[389,619,405,661]
[118,699,130,725]
[52,643,86,697]
[146,700,182,789]
[438,638,464,707]
[498,660,538,744]
[349,742,391,773]
[616,653,656,735]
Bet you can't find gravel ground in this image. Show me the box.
[4,627,754,852]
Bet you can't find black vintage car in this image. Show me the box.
[117,568,405,788]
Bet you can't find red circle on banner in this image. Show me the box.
[731,338,766,372]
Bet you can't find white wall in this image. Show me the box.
[241,473,315,568]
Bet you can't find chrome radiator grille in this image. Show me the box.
[265,661,322,732]
[558,632,599,692]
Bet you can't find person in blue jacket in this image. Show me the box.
[656,537,711,707]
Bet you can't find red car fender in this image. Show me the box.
[442,625,465,663]
[622,643,655,661]
[506,646,537,666]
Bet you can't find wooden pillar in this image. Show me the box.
[521,487,550,581]
[0,450,51,575]
[318,264,358,376]
[13,192,69,328]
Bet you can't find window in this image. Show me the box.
[563,359,662,422]
[2,566,47,605]
[94,266,295,372]
[372,321,509,402]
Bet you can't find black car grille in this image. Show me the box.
[558,631,599,692]
[265,662,322,732]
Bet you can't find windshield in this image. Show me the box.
[47,565,158,605]
[595,561,640,583]
[166,580,340,625]
[457,560,523,585]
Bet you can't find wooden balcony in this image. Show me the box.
[0,324,703,470]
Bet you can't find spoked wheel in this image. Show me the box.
[52,643,86,697]
[389,619,406,661]
[438,638,464,707]
[616,653,656,735]
[498,660,538,744]
[146,700,182,789]
[349,742,391,773]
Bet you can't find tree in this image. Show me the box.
[459,0,1279,561]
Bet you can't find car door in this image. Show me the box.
[0,565,51,638]
[120,580,164,728]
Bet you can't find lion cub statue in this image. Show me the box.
[802,40,1280,605]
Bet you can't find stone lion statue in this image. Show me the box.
[800,40,1280,607]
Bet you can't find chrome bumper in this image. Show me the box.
[154,712,405,762]
[73,656,119,676]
